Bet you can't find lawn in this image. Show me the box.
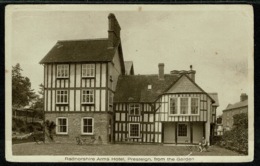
[12,143,244,156]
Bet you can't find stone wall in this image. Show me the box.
[45,112,113,144]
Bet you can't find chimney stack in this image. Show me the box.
[108,13,121,48]
[240,93,248,102]
[158,63,164,80]
[188,65,196,82]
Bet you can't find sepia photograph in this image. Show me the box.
[5,5,253,162]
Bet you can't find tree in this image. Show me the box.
[12,63,36,108]
[220,112,248,154]
[31,84,44,120]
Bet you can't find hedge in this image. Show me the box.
[216,113,248,154]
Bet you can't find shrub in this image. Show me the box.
[44,120,56,141]
[27,125,34,132]
[20,127,26,133]
[217,113,248,154]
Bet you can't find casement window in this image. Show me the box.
[56,90,68,104]
[191,98,199,114]
[180,98,188,114]
[129,104,140,116]
[82,89,94,104]
[178,124,188,137]
[57,64,69,78]
[82,64,95,78]
[169,98,178,115]
[129,123,140,138]
[56,117,68,134]
[82,117,94,135]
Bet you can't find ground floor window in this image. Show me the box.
[82,117,94,135]
[56,117,68,134]
[178,124,187,137]
[129,123,140,138]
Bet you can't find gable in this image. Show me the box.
[166,75,203,93]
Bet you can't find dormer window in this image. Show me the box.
[148,85,152,90]
[82,64,95,78]
[57,64,69,78]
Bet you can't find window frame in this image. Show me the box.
[57,64,69,78]
[81,89,94,104]
[129,123,141,138]
[56,90,69,105]
[56,117,68,135]
[128,103,140,116]
[190,97,200,115]
[178,123,188,137]
[81,117,94,135]
[169,97,178,115]
[180,97,189,115]
[82,64,95,78]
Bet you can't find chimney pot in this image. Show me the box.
[188,65,196,82]
[158,63,164,80]
[240,93,248,102]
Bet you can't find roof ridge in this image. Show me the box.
[57,38,108,42]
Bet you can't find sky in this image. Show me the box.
[7,5,253,115]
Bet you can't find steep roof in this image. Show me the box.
[114,74,179,103]
[124,61,134,75]
[209,93,219,107]
[40,39,117,64]
[224,99,248,111]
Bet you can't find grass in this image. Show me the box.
[12,143,244,156]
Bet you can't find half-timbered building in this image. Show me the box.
[40,13,218,145]
[114,64,219,144]
[40,13,126,144]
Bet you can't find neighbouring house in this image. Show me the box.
[222,93,248,132]
[40,13,219,144]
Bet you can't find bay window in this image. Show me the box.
[180,98,188,114]
[191,98,199,114]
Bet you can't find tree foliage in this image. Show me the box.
[31,84,44,120]
[12,63,36,107]
[218,112,248,154]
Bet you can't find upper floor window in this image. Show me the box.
[56,90,68,104]
[82,64,95,78]
[129,104,140,116]
[169,98,178,115]
[180,98,188,114]
[191,98,199,114]
[82,89,94,104]
[57,64,69,78]
[56,117,68,134]
[82,117,94,135]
